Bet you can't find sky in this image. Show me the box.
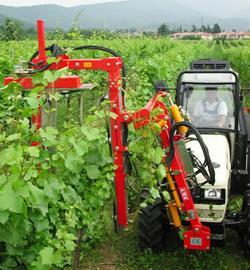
[0,0,123,6]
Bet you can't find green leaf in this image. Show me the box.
[75,140,88,156]
[25,94,40,109]
[86,150,101,164]
[140,202,147,208]
[162,191,170,202]
[28,183,48,216]
[0,174,7,185]
[150,187,160,200]
[45,126,58,137]
[43,70,54,83]
[26,146,40,158]
[156,164,166,179]
[154,147,164,164]
[0,183,25,213]
[64,240,76,251]
[24,167,38,181]
[0,210,9,224]
[39,247,54,265]
[35,218,50,232]
[86,165,101,179]
[40,127,58,146]
[64,152,82,173]
[109,111,118,119]
[0,145,23,166]
[6,133,21,142]
[81,126,100,141]
[30,85,44,95]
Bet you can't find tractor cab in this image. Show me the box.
[176,59,249,192]
[177,60,237,131]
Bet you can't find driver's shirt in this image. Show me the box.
[193,99,228,123]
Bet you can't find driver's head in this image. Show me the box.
[205,86,218,102]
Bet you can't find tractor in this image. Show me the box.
[138,59,250,254]
[2,20,250,254]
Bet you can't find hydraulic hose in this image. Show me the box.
[28,44,66,74]
[165,121,215,186]
[28,44,127,90]
[73,45,126,90]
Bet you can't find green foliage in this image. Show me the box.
[157,24,171,36]
[0,78,113,269]
[213,23,222,34]
[0,18,23,41]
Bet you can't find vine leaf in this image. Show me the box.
[0,145,23,166]
[0,210,9,224]
[28,183,48,216]
[86,165,101,179]
[0,183,25,213]
[27,146,40,158]
[40,247,54,265]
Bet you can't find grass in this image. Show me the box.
[80,212,250,270]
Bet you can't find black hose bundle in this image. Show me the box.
[28,44,65,74]
[73,45,126,90]
[28,44,127,90]
[165,121,215,186]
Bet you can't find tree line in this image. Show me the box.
[157,23,222,36]
[0,18,228,41]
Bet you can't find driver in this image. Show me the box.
[192,87,228,128]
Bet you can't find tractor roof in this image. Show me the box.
[178,59,237,84]
[190,59,230,71]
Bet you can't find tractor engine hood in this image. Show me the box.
[186,134,231,188]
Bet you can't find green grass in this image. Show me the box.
[80,214,250,270]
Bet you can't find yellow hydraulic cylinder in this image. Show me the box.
[168,202,182,228]
[166,169,181,209]
[171,105,188,134]
[165,168,182,228]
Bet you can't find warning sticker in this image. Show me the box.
[83,62,93,68]
[179,187,189,201]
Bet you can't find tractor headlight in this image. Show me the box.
[204,189,222,200]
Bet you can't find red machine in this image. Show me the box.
[4,20,216,251]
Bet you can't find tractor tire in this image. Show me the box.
[241,190,250,257]
[138,191,168,251]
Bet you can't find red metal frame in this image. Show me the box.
[3,20,211,251]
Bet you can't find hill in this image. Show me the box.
[0,0,249,31]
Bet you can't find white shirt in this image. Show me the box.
[193,99,228,123]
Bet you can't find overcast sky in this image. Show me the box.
[0,0,123,6]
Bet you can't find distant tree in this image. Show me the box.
[206,25,212,33]
[213,23,222,33]
[176,25,183,33]
[0,18,23,41]
[143,31,156,37]
[200,25,206,32]
[24,27,37,39]
[192,24,197,32]
[232,29,237,32]
[157,24,170,36]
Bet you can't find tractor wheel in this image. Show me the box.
[241,190,250,257]
[138,190,168,251]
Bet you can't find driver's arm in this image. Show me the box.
[218,115,226,128]
[217,101,228,128]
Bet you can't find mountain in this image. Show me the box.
[178,0,250,20]
[0,14,7,24]
[0,0,249,31]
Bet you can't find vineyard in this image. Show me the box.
[0,36,250,270]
